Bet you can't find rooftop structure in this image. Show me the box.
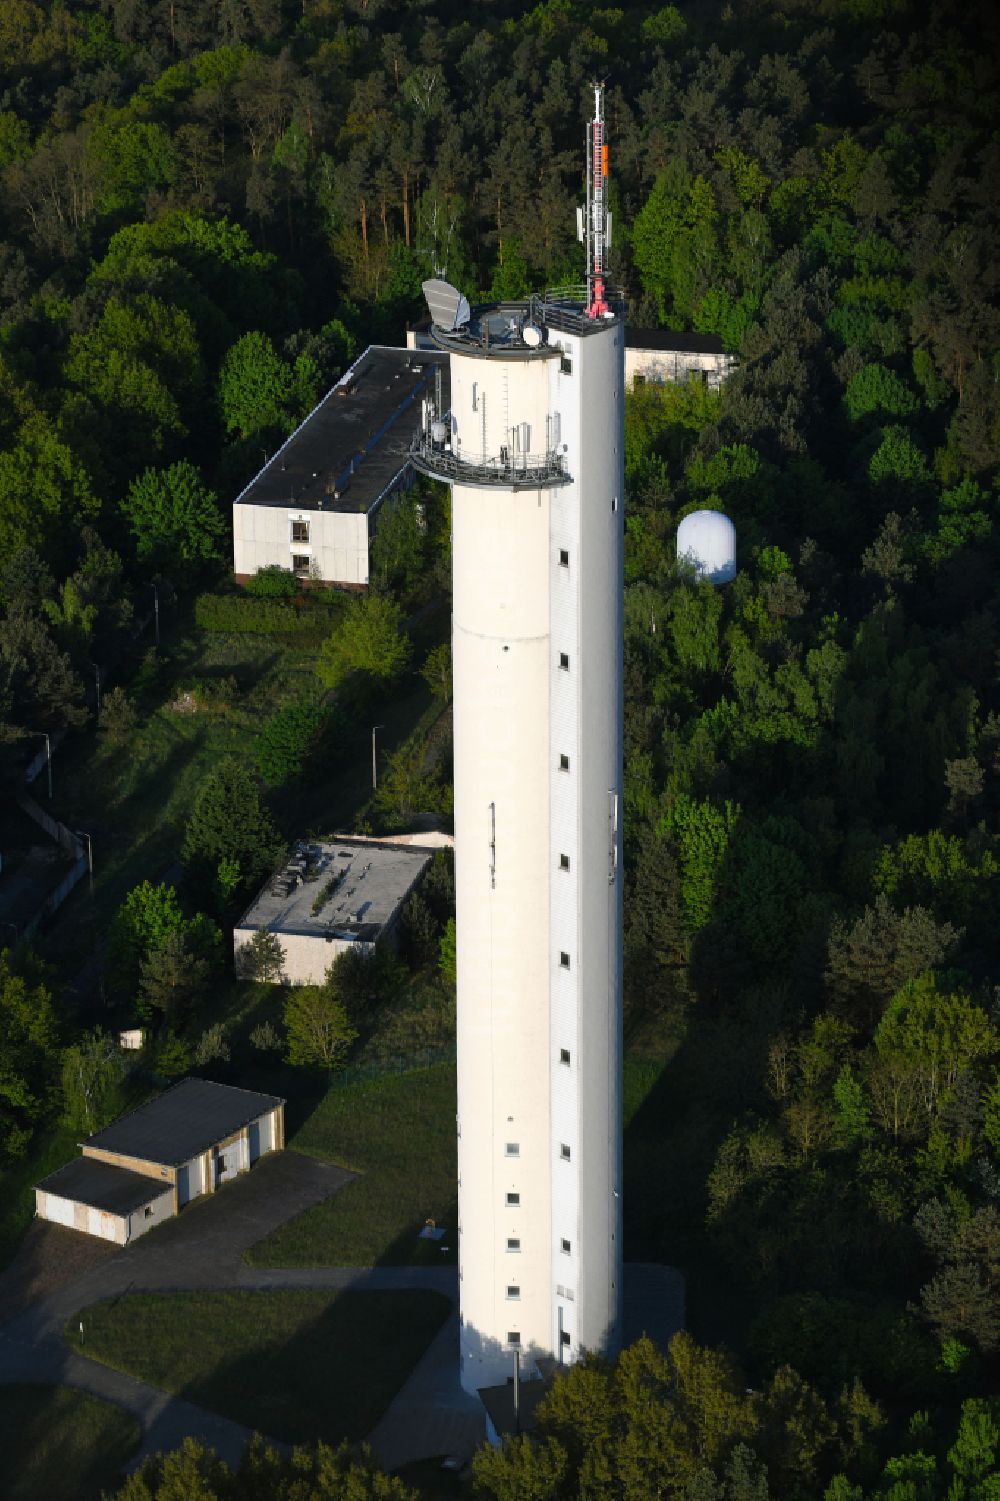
[37,1156,167,1216]
[232,346,449,587]
[234,837,432,985]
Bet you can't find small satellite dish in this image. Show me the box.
[422,278,471,332]
[431,419,448,443]
[522,323,543,347]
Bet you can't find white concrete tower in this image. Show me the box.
[412,90,623,1395]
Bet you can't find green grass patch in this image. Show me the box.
[66,1288,449,1446]
[0,1383,140,1501]
[246,1063,457,1267]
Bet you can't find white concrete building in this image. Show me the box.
[234,837,432,986]
[625,328,735,390]
[412,284,624,1391]
[35,1079,284,1243]
[232,347,448,588]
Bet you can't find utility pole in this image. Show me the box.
[372,725,383,791]
[76,831,94,896]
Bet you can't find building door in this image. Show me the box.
[248,1119,261,1163]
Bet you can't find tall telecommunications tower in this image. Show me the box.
[412,85,623,1394]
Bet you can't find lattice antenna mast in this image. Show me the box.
[579,83,612,318]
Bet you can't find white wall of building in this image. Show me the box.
[34,1186,174,1245]
[625,345,734,391]
[233,504,369,587]
[233,925,371,986]
[453,321,623,1393]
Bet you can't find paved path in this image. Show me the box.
[0,1150,479,1472]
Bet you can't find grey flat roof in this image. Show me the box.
[237,837,431,946]
[234,346,449,515]
[37,1156,167,1216]
[82,1079,284,1168]
[626,327,728,354]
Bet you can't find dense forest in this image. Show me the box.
[1,0,999,1496]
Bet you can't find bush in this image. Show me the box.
[195,593,321,634]
[254,691,329,785]
[245,565,298,599]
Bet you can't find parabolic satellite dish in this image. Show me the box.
[422,278,471,332]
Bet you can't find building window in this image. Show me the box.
[611,497,618,513]
[560,1330,571,1347]
[507,1237,521,1252]
[561,1237,571,1254]
[560,355,572,375]
[506,1285,520,1300]
[291,520,310,544]
[291,554,310,577]
[558,652,569,670]
[560,1143,571,1161]
[559,754,570,771]
[559,549,569,566]
[506,1192,520,1206]
[559,854,570,871]
[144,1207,153,1219]
[506,1142,519,1157]
[559,1048,571,1065]
[508,1331,521,1346]
[559,952,570,969]
[218,1155,227,1173]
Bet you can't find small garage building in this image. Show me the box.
[35,1078,285,1244]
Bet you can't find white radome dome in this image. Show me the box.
[677,509,737,585]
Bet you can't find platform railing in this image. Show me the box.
[409,431,571,490]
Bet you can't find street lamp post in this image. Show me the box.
[75,831,94,896]
[150,580,160,647]
[41,731,52,799]
[372,725,384,791]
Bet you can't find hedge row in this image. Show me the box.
[194,593,332,634]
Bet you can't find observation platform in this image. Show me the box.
[426,287,622,361]
[409,436,570,490]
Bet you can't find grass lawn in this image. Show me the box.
[246,1063,457,1267]
[66,1288,449,1446]
[0,1383,141,1501]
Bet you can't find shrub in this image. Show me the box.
[195,593,320,634]
[254,692,329,785]
[245,565,298,599]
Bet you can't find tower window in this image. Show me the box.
[559,854,570,871]
[291,520,310,544]
[506,1192,520,1206]
[559,1048,571,1065]
[291,554,310,577]
[505,1142,519,1157]
[506,1285,520,1300]
[560,1330,571,1347]
[559,952,570,969]
[558,652,569,670]
[560,1143,571,1161]
[559,754,570,771]
[507,1237,520,1252]
[508,1331,521,1346]
[611,497,618,513]
[560,355,572,375]
[559,549,569,566]
[561,1237,571,1254]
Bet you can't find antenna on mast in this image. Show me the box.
[579,82,612,319]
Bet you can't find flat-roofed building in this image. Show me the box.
[625,328,735,390]
[233,836,433,985]
[233,346,449,588]
[35,1079,285,1242]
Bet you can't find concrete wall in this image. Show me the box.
[232,925,372,985]
[35,1185,173,1245]
[233,505,370,587]
[625,346,734,391]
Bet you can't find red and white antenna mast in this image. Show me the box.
[579,83,612,319]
